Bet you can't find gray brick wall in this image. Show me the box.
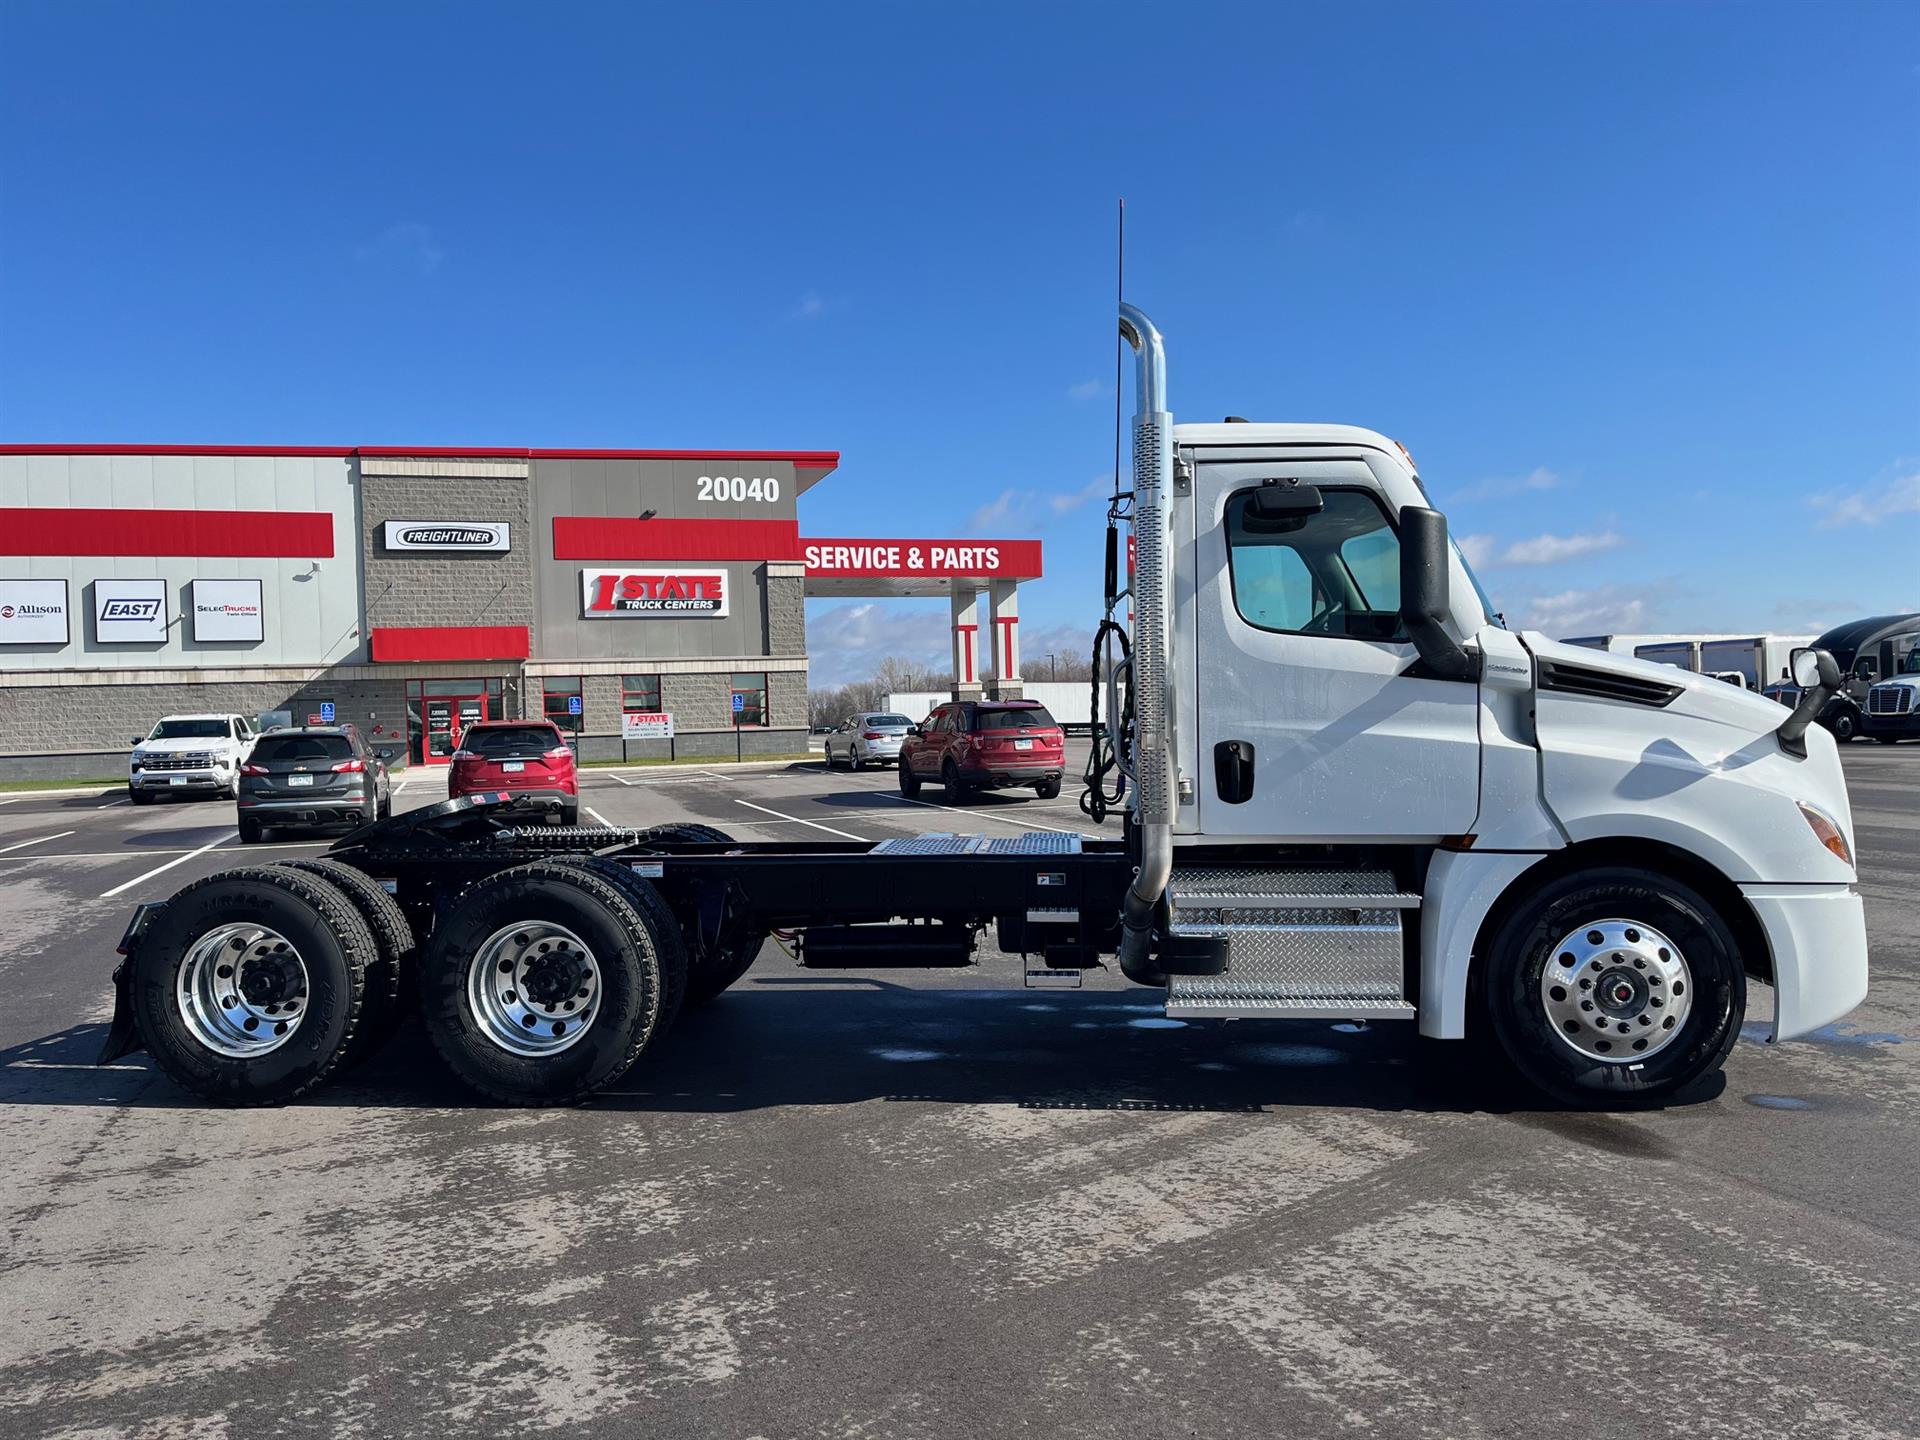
[766,572,806,656]
[0,669,414,776]
[362,475,534,632]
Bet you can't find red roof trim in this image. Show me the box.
[0,444,356,457]
[0,444,839,466]
[0,506,334,558]
[369,625,531,663]
[553,516,806,563]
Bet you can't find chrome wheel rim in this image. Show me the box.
[468,921,602,1056]
[1541,918,1693,1063]
[175,923,309,1057]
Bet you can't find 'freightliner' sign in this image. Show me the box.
[382,521,511,551]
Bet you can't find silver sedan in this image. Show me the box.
[824,712,916,770]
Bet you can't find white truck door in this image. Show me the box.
[1191,457,1481,840]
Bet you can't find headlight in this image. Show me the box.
[1796,801,1853,867]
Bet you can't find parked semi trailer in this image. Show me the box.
[891,682,1094,734]
[99,303,1869,1110]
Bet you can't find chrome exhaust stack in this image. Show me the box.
[1115,303,1175,985]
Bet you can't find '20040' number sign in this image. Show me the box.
[697,475,781,503]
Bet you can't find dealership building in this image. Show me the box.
[0,444,1042,780]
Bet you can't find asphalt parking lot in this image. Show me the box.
[1,744,1916,1438]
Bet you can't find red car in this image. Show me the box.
[898,700,1065,802]
[449,719,579,824]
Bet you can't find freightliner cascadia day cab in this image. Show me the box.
[98,303,1870,1111]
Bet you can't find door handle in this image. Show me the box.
[1214,740,1256,805]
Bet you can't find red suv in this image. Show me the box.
[898,700,1065,802]
[449,719,579,824]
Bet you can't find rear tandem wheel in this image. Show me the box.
[127,866,378,1105]
[420,860,687,1105]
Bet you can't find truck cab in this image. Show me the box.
[1115,304,1867,1104]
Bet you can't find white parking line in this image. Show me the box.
[1,841,329,864]
[604,771,634,785]
[883,792,1087,836]
[585,806,617,828]
[97,796,130,809]
[733,798,866,842]
[0,830,75,855]
[99,834,234,899]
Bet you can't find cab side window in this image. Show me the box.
[1225,488,1407,642]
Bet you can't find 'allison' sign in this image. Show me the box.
[382,521,511,552]
[0,579,71,645]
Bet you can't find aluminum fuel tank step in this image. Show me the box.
[1164,866,1417,1019]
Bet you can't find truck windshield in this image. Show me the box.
[148,719,230,740]
[1450,539,1501,629]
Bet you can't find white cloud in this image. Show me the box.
[1494,529,1625,566]
[1449,466,1563,503]
[1456,533,1497,569]
[1511,584,1654,637]
[1067,379,1110,401]
[1813,463,1920,528]
[354,222,444,274]
[967,475,1111,534]
[804,601,950,687]
[790,290,830,321]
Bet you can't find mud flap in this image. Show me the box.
[96,901,166,1064]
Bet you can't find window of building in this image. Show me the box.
[730,672,767,727]
[1224,488,1407,642]
[543,676,584,736]
[622,674,662,713]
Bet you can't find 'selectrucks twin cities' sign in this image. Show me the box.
[581,568,729,619]
[0,579,71,644]
[382,521,512,551]
[93,579,169,643]
[189,578,265,642]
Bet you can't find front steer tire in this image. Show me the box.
[1482,865,1744,1109]
[421,861,682,1106]
[128,866,376,1106]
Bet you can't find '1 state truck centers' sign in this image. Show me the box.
[581,567,729,618]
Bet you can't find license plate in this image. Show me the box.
[288,774,314,787]
[168,776,188,786]
[1015,738,1034,750]
[502,761,525,772]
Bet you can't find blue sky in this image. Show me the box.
[2,1,1915,685]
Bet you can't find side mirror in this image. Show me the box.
[130,736,141,746]
[1779,647,1842,757]
[1398,507,1475,681]
[1791,647,1840,690]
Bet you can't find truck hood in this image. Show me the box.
[136,737,239,755]
[1521,634,1856,884]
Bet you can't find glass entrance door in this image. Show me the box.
[407,679,505,765]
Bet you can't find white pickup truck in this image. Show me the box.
[127,713,260,803]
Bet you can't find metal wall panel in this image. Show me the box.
[530,457,802,664]
[0,452,363,671]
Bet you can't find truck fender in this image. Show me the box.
[1419,849,1548,1039]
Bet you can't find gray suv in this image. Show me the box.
[237,725,392,843]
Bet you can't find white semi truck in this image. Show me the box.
[98,303,1869,1111]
